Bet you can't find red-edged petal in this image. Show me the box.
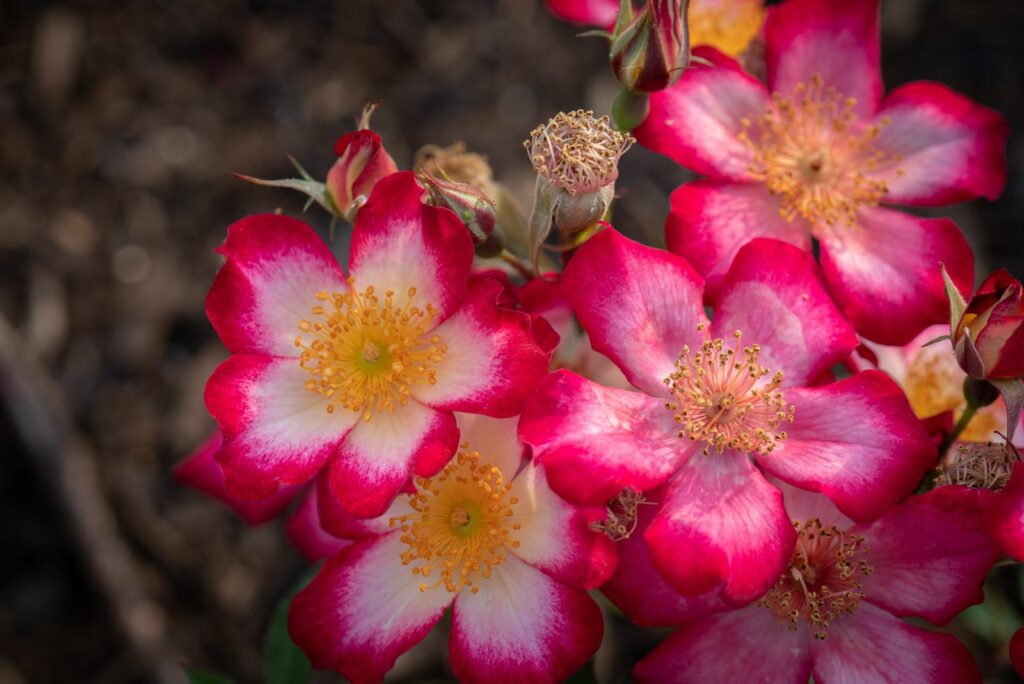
[757,371,935,522]
[644,452,795,604]
[603,497,728,627]
[765,0,881,117]
[666,181,811,299]
[562,228,707,395]
[205,354,358,499]
[348,171,474,325]
[316,472,402,540]
[285,486,350,560]
[870,81,1008,205]
[288,534,453,684]
[174,431,301,525]
[519,370,693,506]
[819,206,974,345]
[206,214,348,356]
[810,603,981,684]
[856,486,999,624]
[410,277,556,417]
[713,238,858,388]
[634,606,812,684]
[449,555,603,684]
[545,0,617,26]
[636,46,770,181]
[509,461,617,589]
[988,462,1024,561]
[327,401,459,518]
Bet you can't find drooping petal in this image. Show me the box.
[288,534,453,684]
[810,603,981,684]
[869,82,1008,206]
[818,206,974,346]
[205,354,358,499]
[644,452,796,604]
[634,606,812,684]
[348,171,474,325]
[562,228,707,396]
[206,214,348,356]
[765,0,882,117]
[602,497,728,627]
[285,486,350,560]
[449,554,603,684]
[173,431,301,525]
[315,473,408,541]
[410,277,556,417]
[756,371,935,522]
[987,462,1024,561]
[854,486,999,625]
[666,181,811,299]
[712,238,858,388]
[326,401,459,518]
[519,370,694,506]
[636,46,770,181]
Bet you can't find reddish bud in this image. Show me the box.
[951,269,1024,381]
[610,0,690,93]
[417,170,498,249]
[325,105,398,220]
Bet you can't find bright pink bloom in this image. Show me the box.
[288,414,616,684]
[627,483,998,683]
[204,172,555,518]
[285,485,350,561]
[520,229,934,604]
[986,461,1024,561]
[638,0,1007,345]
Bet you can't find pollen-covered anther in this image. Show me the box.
[936,441,1020,490]
[295,279,447,421]
[591,487,653,542]
[524,109,634,196]
[390,445,521,594]
[738,74,902,229]
[758,518,873,640]
[664,327,795,455]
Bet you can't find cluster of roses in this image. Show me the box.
[178,0,1024,681]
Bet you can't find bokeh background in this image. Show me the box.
[1,1,1023,682]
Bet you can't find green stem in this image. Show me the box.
[498,249,535,280]
[938,404,979,457]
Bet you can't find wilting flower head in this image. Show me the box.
[325,105,399,220]
[287,414,616,683]
[636,0,1007,345]
[610,0,690,93]
[617,483,998,683]
[950,269,1024,381]
[415,142,498,201]
[204,172,555,518]
[526,109,633,197]
[520,231,934,604]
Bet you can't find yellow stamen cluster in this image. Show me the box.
[758,518,873,640]
[739,74,901,229]
[390,445,521,594]
[665,327,794,455]
[525,109,634,195]
[590,487,653,542]
[936,441,1020,490]
[295,280,446,421]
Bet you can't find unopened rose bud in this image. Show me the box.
[326,105,398,221]
[414,142,498,201]
[948,269,1024,381]
[610,0,690,93]
[417,170,500,255]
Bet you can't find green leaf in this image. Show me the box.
[186,669,236,684]
[264,570,317,684]
[232,173,339,218]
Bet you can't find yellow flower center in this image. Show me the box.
[664,327,794,455]
[739,75,900,230]
[758,518,873,640]
[391,446,521,594]
[295,280,447,421]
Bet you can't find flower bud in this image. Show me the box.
[951,269,1024,381]
[610,0,690,93]
[326,105,398,221]
[414,142,498,201]
[417,170,499,251]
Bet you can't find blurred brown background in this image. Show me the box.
[1,1,1022,682]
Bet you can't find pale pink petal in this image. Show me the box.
[854,486,999,624]
[285,486,350,560]
[206,214,348,356]
[644,452,796,604]
[765,0,882,117]
[562,228,707,396]
[818,206,974,345]
[449,554,603,684]
[410,277,556,417]
[666,181,811,299]
[348,171,474,325]
[712,238,858,388]
[205,354,359,499]
[810,603,981,684]
[772,477,854,530]
[756,371,935,522]
[636,46,770,181]
[327,401,459,518]
[869,82,1008,205]
[634,606,812,684]
[288,534,453,683]
[453,412,525,478]
[519,370,694,506]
